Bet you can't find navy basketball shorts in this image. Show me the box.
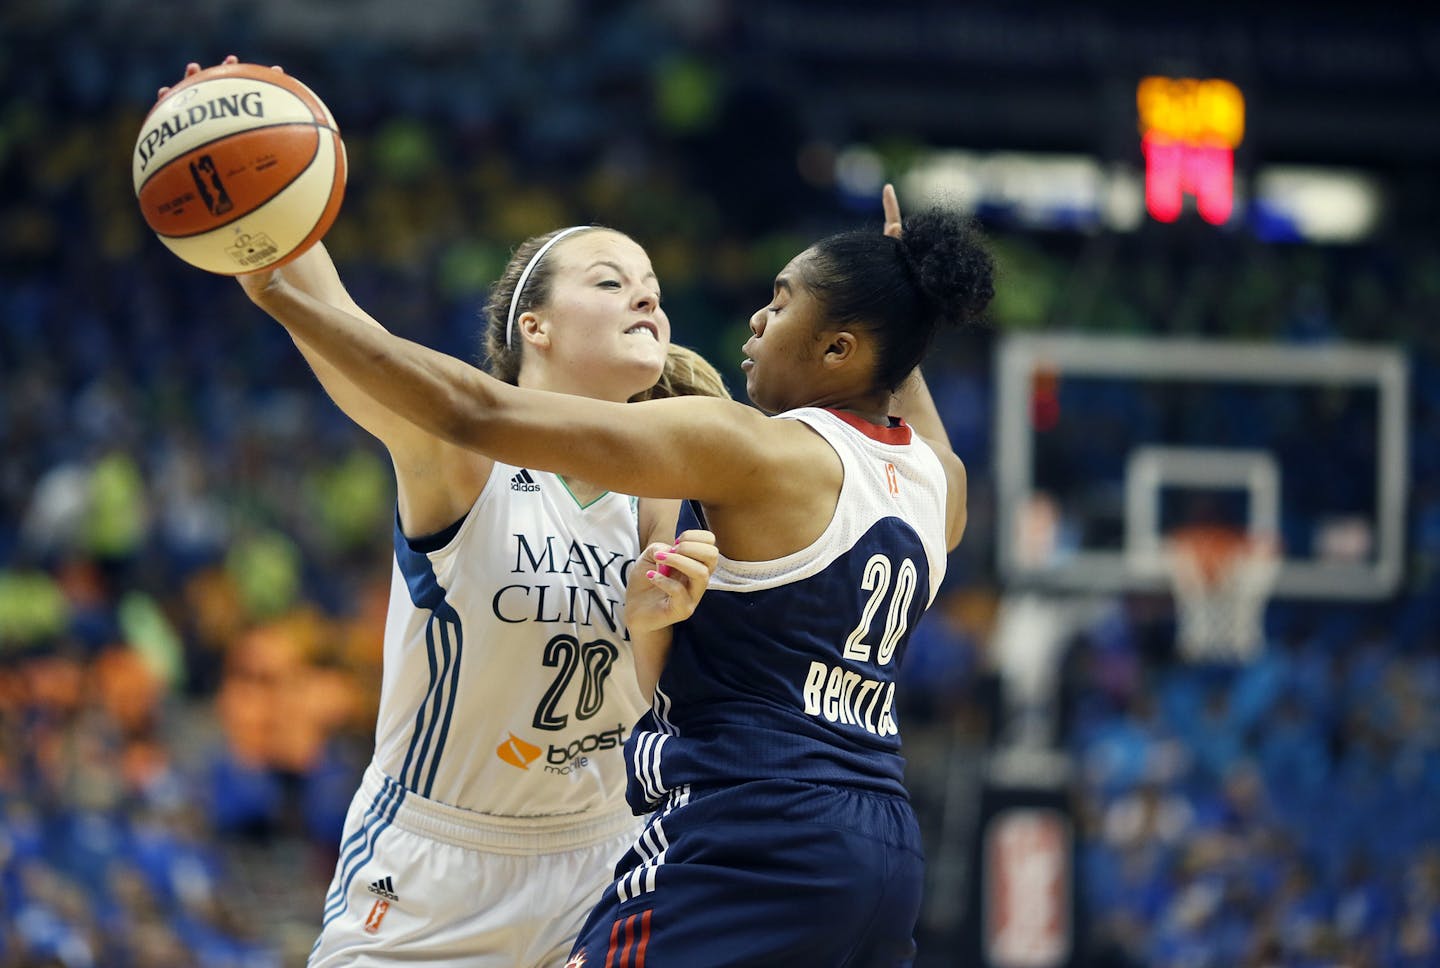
[567,779,923,968]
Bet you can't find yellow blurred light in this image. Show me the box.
[1137,77,1245,148]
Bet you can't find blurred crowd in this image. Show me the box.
[4,10,1440,967]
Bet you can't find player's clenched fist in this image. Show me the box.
[625,529,719,636]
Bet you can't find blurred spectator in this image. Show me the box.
[2,4,1439,965]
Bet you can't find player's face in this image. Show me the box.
[741,249,829,414]
[531,230,670,399]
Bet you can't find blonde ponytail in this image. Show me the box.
[631,345,731,401]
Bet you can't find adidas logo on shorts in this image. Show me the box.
[511,469,541,492]
[367,875,399,902]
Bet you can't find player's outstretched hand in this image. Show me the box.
[625,530,719,635]
[156,54,284,101]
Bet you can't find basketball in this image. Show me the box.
[132,62,346,275]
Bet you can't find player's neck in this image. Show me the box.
[809,388,893,427]
[519,369,633,404]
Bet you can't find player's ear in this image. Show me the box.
[820,330,860,369]
[518,311,552,349]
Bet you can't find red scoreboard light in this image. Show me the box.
[1137,76,1245,225]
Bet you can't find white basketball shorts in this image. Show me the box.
[308,763,640,967]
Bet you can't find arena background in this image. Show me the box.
[3,2,1439,965]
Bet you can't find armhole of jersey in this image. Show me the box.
[702,417,853,588]
[397,465,505,556]
[686,499,710,531]
[402,514,466,555]
[795,408,947,604]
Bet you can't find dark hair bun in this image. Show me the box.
[899,208,995,328]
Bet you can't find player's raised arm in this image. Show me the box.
[880,183,972,549]
[889,366,968,550]
[237,271,787,505]
[154,58,480,511]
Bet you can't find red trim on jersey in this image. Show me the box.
[606,913,648,968]
[825,408,912,445]
[605,918,622,968]
[635,909,652,968]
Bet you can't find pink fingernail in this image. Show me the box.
[655,551,668,561]
[657,564,672,577]
[646,570,657,580]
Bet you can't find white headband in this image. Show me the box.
[505,225,590,348]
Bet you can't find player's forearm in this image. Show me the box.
[630,627,673,704]
[247,275,501,449]
[270,246,448,449]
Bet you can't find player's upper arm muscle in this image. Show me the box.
[447,390,781,506]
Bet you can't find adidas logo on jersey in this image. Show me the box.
[367,875,399,902]
[511,469,541,492]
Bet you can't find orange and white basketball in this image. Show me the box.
[132,62,346,275]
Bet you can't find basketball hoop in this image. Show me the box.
[1166,525,1279,663]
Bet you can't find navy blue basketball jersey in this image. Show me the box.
[627,407,950,812]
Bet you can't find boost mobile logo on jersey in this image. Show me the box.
[545,724,627,775]
[496,732,542,770]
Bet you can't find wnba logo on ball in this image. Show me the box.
[135,92,265,172]
[188,156,233,216]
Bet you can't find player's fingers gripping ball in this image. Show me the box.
[133,62,346,275]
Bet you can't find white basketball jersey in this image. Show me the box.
[371,462,647,821]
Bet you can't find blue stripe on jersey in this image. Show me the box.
[319,781,406,931]
[424,617,464,797]
[393,515,465,798]
[321,777,404,920]
[321,777,392,910]
[394,512,451,611]
[403,614,462,798]
[403,616,452,794]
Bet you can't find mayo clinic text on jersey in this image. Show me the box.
[491,533,635,635]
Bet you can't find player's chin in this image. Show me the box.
[745,377,781,415]
[616,352,666,395]
[626,343,668,377]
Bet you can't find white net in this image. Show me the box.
[1167,528,1279,663]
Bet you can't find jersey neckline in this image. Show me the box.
[557,474,611,510]
[824,408,912,445]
